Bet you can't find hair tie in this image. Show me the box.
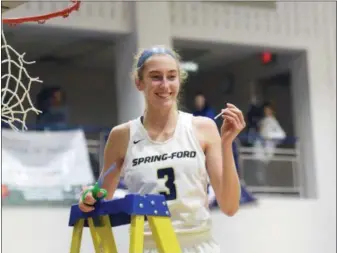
[137,47,175,69]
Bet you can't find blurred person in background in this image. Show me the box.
[193,92,216,120]
[245,95,264,145]
[254,101,286,184]
[78,46,245,253]
[36,86,69,129]
[259,101,286,149]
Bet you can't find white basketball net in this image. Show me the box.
[1,29,42,131]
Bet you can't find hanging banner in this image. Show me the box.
[2,129,94,204]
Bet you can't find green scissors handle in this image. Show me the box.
[81,182,108,203]
[81,164,116,204]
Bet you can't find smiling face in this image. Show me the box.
[136,54,180,110]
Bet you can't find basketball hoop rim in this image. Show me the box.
[2,0,81,25]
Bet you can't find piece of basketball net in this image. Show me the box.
[1,0,81,131]
[1,32,42,131]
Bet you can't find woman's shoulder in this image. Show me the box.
[106,122,131,156]
[189,114,219,151]
[110,122,130,135]
[191,114,218,135]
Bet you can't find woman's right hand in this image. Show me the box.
[78,186,104,212]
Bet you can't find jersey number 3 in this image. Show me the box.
[157,167,177,201]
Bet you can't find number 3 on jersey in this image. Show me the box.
[157,167,177,201]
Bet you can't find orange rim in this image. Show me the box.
[2,0,81,25]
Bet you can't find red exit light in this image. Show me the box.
[261,52,273,64]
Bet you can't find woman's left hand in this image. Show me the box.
[220,103,246,144]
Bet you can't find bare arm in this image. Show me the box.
[194,117,240,216]
[79,123,129,212]
[100,123,129,199]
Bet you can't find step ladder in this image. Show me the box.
[68,194,182,253]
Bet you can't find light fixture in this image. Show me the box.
[181,61,199,72]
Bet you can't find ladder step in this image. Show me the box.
[68,194,171,228]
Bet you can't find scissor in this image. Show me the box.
[81,163,117,203]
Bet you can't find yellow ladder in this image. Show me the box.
[68,194,182,253]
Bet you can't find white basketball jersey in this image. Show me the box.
[121,111,212,235]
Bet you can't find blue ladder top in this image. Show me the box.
[68,194,170,228]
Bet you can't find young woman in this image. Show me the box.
[79,46,245,252]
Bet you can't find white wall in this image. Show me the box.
[290,54,317,198]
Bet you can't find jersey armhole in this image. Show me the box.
[186,113,206,161]
[120,120,135,177]
[188,114,209,185]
